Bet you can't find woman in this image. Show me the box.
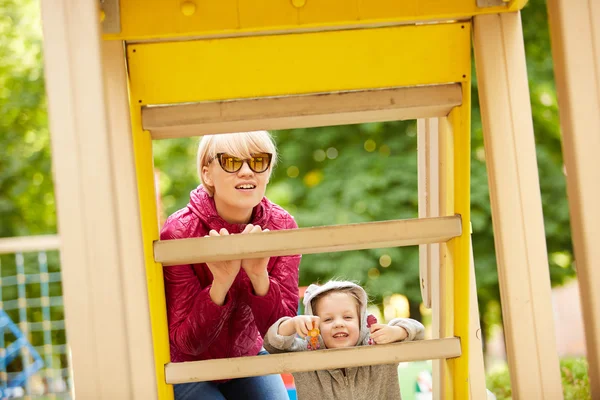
[160,131,300,399]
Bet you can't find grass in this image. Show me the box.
[486,357,590,400]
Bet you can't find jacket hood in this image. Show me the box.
[302,281,371,346]
[187,185,271,233]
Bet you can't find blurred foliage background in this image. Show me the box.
[152,0,576,334]
[1,0,576,346]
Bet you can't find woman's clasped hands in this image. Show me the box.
[205,224,271,305]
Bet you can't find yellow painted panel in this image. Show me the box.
[104,0,526,41]
[116,0,176,39]
[449,71,471,399]
[130,104,173,400]
[358,0,419,21]
[176,0,238,33]
[298,0,359,25]
[238,0,297,29]
[128,23,470,106]
[114,0,238,39]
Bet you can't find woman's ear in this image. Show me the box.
[202,165,213,187]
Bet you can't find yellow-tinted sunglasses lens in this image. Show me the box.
[249,153,271,173]
[219,154,243,172]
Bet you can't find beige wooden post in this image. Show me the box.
[418,118,440,310]
[40,1,157,398]
[468,236,488,400]
[473,12,563,399]
[417,118,443,399]
[547,1,600,395]
[433,117,456,399]
[102,41,159,399]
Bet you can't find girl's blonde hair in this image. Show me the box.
[197,131,278,196]
[311,287,362,317]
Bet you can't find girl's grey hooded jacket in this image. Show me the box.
[263,280,425,400]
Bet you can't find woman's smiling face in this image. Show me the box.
[314,292,361,349]
[198,132,276,224]
[203,153,270,222]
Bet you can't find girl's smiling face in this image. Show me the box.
[314,292,361,349]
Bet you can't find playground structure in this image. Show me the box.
[36,0,599,399]
[0,236,70,398]
[0,309,45,397]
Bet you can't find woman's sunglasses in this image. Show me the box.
[213,152,273,173]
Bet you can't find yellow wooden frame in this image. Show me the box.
[127,23,470,106]
[127,20,473,399]
[103,0,526,41]
[40,0,590,397]
[447,75,471,400]
[131,97,172,399]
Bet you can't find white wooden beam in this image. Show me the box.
[0,235,60,255]
[473,12,563,399]
[102,40,158,400]
[40,1,156,398]
[143,84,462,139]
[468,236,488,400]
[165,337,461,384]
[417,118,441,309]
[41,0,112,396]
[155,216,462,266]
[547,0,600,395]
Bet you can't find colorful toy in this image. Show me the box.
[307,321,320,350]
[367,315,377,328]
[367,314,377,345]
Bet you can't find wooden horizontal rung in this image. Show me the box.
[154,215,462,266]
[143,84,462,140]
[165,337,461,384]
[0,235,61,255]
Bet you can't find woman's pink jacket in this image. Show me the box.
[160,186,301,363]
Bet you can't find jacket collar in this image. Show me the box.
[187,185,270,234]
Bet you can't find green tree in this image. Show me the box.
[1,0,576,338]
[470,0,574,327]
[268,123,422,312]
[0,0,55,238]
[0,0,66,373]
[154,0,576,330]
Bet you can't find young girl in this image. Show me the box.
[160,131,300,400]
[264,280,425,400]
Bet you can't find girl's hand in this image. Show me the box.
[205,228,242,305]
[369,324,408,344]
[278,316,321,338]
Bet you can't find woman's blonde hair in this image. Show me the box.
[197,131,278,196]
